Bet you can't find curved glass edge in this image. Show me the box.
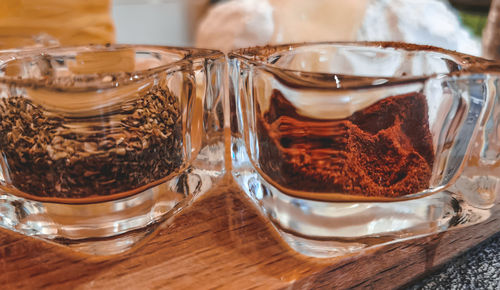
[0,44,225,90]
[228,41,498,91]
[449,74,500,209]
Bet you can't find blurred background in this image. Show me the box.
[0,0,498,58]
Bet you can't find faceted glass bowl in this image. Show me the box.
[229,42,500,257]
[0,45,226,254]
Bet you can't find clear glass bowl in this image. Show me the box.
[0,44,226,254]
[229,42,500,257]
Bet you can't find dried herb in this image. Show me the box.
[0,86,182,199]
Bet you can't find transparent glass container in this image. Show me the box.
[229,42,500,257]
[0,44,226,255]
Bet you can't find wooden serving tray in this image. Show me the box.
[0,174,498,289]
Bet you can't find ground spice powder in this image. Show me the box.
[258,90,435,198]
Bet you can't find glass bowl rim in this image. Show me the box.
[228,41,500,90]
[0,44,225,90]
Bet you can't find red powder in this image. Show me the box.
[257,90,434,198]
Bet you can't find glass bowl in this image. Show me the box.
[229,42,500,257]
[0,44,226,254]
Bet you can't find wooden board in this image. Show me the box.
[0,175,498,289]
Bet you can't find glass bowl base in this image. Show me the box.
[233,166,492,258]
[0,164,223,255]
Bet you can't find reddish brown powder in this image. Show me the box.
[257,90,435,198]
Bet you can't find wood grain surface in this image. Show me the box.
[0,175,498,289]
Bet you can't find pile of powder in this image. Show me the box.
[257,90,435,198]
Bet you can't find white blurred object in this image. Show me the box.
[196,0,366,51]
[196,0,481,56]
[195,0,274,52]
[268,0,368,44]
[358,0,481,56]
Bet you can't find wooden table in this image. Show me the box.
[0,175,499,289]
